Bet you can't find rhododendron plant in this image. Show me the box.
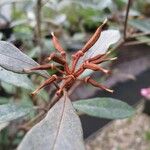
[0,19,134,150]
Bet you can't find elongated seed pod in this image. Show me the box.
[83,62,110,74]
[29,64,54,70]
[84,77,113,93]
[31,75,57,96]
[88,53,106,62]
[56,76,75,96]
[71,19,107,72]
[81,19,107,53]
[51,32,66,57]
[92,57,117,64]
[47,53,66,65]
[74,66,85,77]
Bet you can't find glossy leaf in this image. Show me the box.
[129,19,150,32]
[73,97,135,119]
[0,41,49,78]
[0,66,34,90]
[77,29,120,66]
[18,93,85,150]
[0,103,31,124]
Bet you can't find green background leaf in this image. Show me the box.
[73,97,135,119]
[0,103,31,124]
[129,19,150,32]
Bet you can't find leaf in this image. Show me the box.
[62,0,112,10]
[77,30,121,67]
[73,97,135,119]
[0,33,3,40]
[0,66,34,90]
[136,36,150,46]
[0,41,49,78]
[79,69,93,78]
[0,0,28,6]
[0,103,31,124]
[0,122,9,131]
[0,97,9,105]
[18,93,85,150]
[1,82,16,94]
[129,19,150,32]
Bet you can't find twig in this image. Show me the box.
[124,40,150,46]
[18,112,44,131]
[41,0,50,7]
[68,81,81,95]
[123,0,132,40]
[35,0,42,43]
[53,81,60,89]
[128,32,150,39]
[35,0,43,62]
[110,38,125,52]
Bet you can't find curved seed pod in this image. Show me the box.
[47,53,66,65]
[84,77,113,93]
[83,62,110,74]
[81,19,107,53]
[72,19,108,72]
[31,75,58,96]
[77,29,121,68]
[51,32,66,58]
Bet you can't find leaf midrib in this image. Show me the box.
[52,95,67,150]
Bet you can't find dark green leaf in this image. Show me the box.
[0,41,49,78]
[0,103,31,124]
[18,93,85,150]
[0,66,34,90]
[73,97,135,119]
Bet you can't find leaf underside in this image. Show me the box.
[77,29,121,67]
[0,66,34,90]
[18,93,85,150]
[0,41,49,78]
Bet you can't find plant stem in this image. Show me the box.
[124,40,150,46]
[35,0,43,62]
[123,0,132,40]
[128,32,150,39]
